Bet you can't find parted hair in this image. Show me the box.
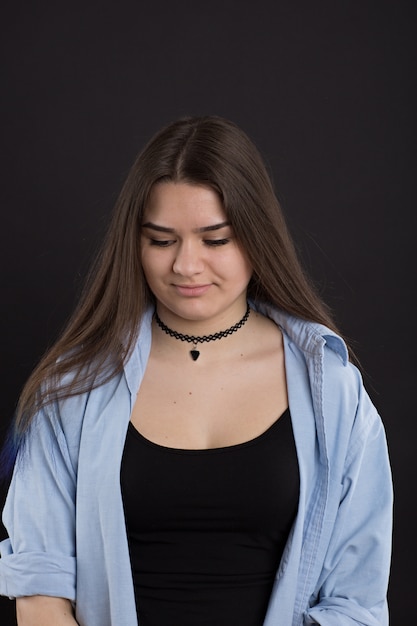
[13,115,344,437]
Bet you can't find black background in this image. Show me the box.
[1,1,415,624]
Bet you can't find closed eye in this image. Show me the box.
[147,236,231,247]
[204,238,230,246]
[149,239,175,247]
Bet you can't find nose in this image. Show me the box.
[172,241,204,277]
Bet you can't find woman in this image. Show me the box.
[0,116,392,625]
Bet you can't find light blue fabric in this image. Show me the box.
[0,305,393,625]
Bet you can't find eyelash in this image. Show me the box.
[149,238,230,247]
[149,239,174,247]
[205,238,230,246]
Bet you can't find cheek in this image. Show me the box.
[140,248,156,285]
[219,251,253,286]
[236,251,253,282]
[243,264,254,286]
[141,248,170,286]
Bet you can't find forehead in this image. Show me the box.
[144,182,227,224]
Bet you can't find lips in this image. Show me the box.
[174,284,212,297]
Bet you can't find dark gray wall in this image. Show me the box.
[1,1,415,624]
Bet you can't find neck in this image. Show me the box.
[153,304,251,361]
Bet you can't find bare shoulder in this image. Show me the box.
[245,309,284,357]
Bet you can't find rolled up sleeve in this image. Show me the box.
[0,539,76,600]
[0,405,77,601]
[306,385,392,625]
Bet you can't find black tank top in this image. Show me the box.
[120,408,299,626]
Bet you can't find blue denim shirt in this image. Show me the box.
[0,305,392,625]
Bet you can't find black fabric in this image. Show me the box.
[120,408,299,626]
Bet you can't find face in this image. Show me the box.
[141,182,253,328]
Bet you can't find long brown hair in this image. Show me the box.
[14,115,345,436]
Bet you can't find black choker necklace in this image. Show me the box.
[154,304,251,361]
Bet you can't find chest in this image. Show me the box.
[120,408,300,626]
[130,346,288,449]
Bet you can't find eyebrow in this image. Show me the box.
[141,221,231,234]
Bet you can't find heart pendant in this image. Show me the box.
[190,350,200,361]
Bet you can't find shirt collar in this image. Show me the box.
[252,301,349,366]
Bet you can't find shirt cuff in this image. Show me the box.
[0,539,76,601]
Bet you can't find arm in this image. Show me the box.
[0,398,80,604]
[306,373,393,625]
[16,596,78,626]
